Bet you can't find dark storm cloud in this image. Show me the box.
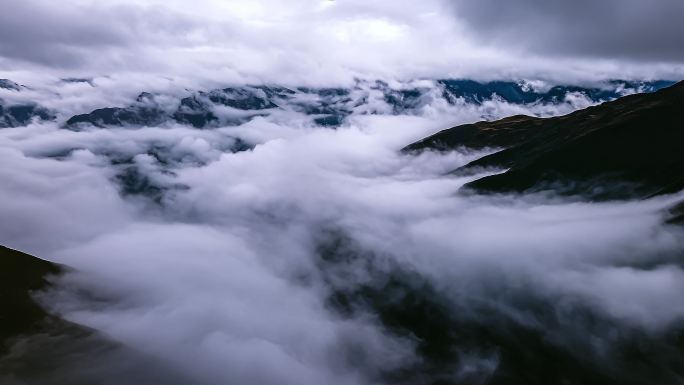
[0,0,198,69]
[0,1,123,67]
[452,0,684,62]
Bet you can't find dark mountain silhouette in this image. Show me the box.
[0,79,55,128]
[315,229,684,385]
[437,79,673,105]
[0,245,197,384]
[60,78,95,86]
[0,79,22,91]
[405,80,684,200]
[66,92,168,128]
[0,103,55,128]
[0,245,62,349]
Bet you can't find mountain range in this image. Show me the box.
[0,78,674,129]
[405,80,684,201]
[2,80,684,384]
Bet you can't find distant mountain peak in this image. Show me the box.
[61,79,676,130]
[0,79,22,91]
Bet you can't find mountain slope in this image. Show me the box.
[316,230,684,385]
[0,246,196,384]
[0,79,55,128]
[0,245,62,349]
[406,80,684,199]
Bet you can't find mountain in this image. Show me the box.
[63,79,674,130]
[0,77,675,130]
[0,79,55,128]
[437,79,674,105]
[405,81,684,200]
[66,92,169,128]
[0,245,62,349]
[0,246,196,384]
[0,103,55,128]
[316,230,684,385]
[0,79,22,91]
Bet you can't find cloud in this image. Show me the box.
[1,93,684,383]
[1,0,682,88]
[0,0,202,70]
[451,0,684,62]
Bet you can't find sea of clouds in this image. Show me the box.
[1,82,683,384]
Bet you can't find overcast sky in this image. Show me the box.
[1,0,683,86]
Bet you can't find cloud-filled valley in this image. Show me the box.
[1,77,684,384]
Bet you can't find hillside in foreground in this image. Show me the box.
[405,81,684,200]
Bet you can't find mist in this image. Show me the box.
[1,89,683,384]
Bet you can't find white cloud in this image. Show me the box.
[1,0,682,92]
[1,96,683,383]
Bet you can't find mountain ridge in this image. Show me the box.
[405,80,684,200]
[63,79,676,130]
[0,245,62,350]
[0,77,675,130]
